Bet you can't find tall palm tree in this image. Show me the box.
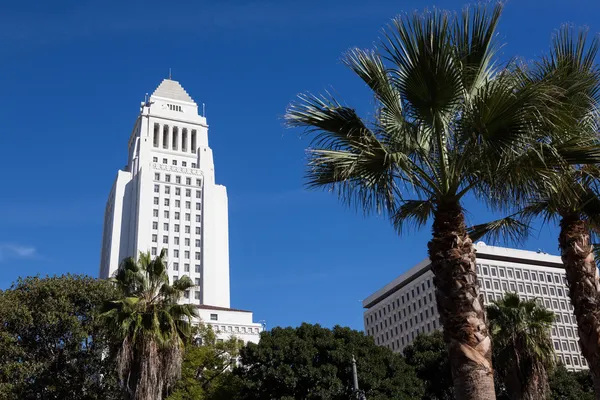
[285,4,600,399]
[517,27,600,398]
[487,293,556,400]
[102,250,197,400]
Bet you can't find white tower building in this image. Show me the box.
[100,79,262,343]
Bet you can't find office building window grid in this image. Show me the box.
[151,171,204,302]
[363,259,586,369]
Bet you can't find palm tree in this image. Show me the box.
[516,27,600,398]
[285,4,600,399]
[487,293,556,400]
[102,250,198,400]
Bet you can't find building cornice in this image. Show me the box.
[362,245,564,309]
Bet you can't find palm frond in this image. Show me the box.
[467,215,530,245]
[382,8,463,125]
[343,48,403,123]
[487,292,556,386]
[391,199,435,233]
[453,2,504,95]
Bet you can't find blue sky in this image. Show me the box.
[1,0,600,331]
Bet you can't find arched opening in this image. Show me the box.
[172,127,179,150]
[191,129,197,154]
[153,123,159,147]
[182,128,188,152]
[163,125,169,149]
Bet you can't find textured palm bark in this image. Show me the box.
[428,200,496,400]
[559,213,600,400]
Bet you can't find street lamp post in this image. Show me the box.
[351,355,367,400]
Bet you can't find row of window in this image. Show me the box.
[152,156,197,169]
[152,202,202,219]
[557,353,587,368]
[152,197,202,212]
[151,247,202,261]
[153,218,192,232]
[154,185,203,200]
[152,208,202,223]
[209,323,260,335]
[481,278,569,299]
[154,188,202,199]
[552,323,579,337]
[167,104,183,112]
[153,124,197,153]
[151,235,201,247]
[554,339,580,355]
[477,264,566,285]
[154,172,202,186]
[170,263,201,273]
[152,222,201,235]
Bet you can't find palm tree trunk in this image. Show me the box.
[428,200,495,400]
[559,213,600,399]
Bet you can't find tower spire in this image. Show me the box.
[168,68,172,80]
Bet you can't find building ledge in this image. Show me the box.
[196,304,252,313]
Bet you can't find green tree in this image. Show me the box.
[487,293,556,400]
[166,324,243,400]
[235,323,423,400]
[284,4,598,398]
[403,331,453,400]
[549,364,595,400]
[0,274,121,400]
[515,27,600,396]
[102,250,198,400]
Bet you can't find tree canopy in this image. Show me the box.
[549,364,595,400]
[166,324,244,400]
[234,323,424,400]
[403,331,454,400]
[0,274,121,400]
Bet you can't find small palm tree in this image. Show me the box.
[102,250,198,400]
[516,27,600,397]
[487,293,556,400]
[285,4,599,399]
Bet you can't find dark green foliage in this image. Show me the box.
[549,364,595,400]
[234,323,424,400]
[101,250,198,399]
[0,274,122,400]
[487,293,556,399]
[166,324,244,400]
[403,331,454,400]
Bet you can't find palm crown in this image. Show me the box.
[518,27,600,226]
[487,293,556,399]
[286,4,599,229]
[102,249,198,399]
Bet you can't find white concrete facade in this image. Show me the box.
[363,242,587,370]
[100,79,262,343]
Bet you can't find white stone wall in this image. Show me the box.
[363,243,588,370]
[195,307,263,344]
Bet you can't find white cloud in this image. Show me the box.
[0,244,37,261]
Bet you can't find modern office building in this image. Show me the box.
[99,78,262,343]
[363,242,587,370]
